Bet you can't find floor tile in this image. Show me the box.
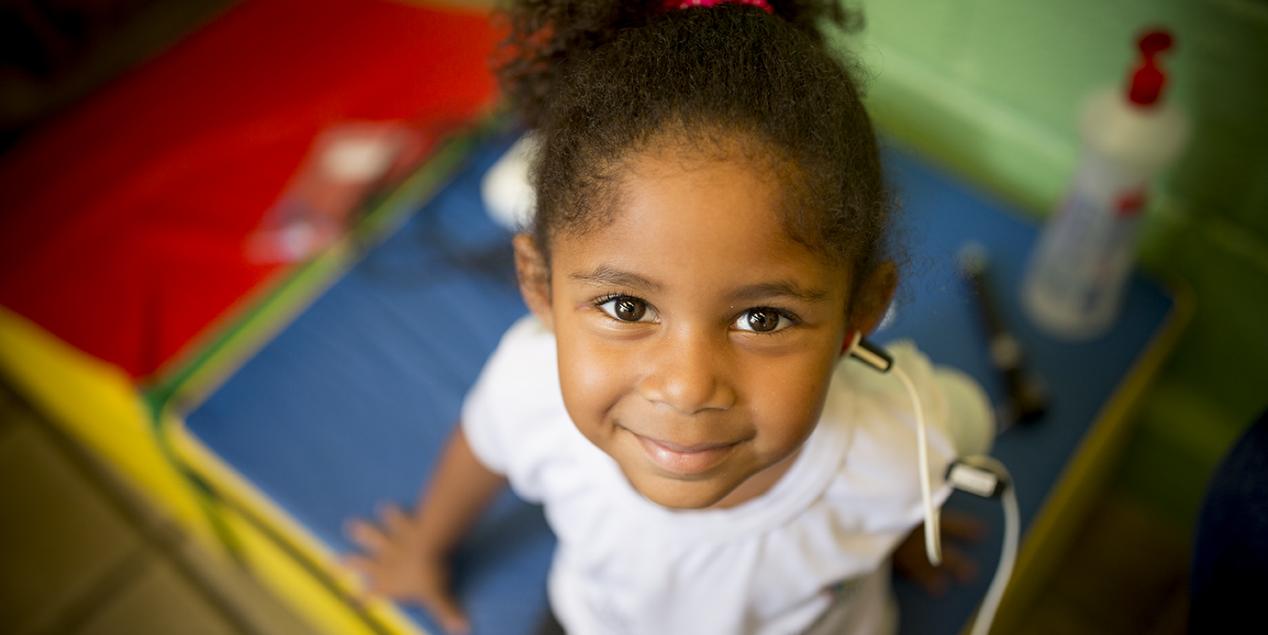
[0,423,142,633]
[74,555,237,635]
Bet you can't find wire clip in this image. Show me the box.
[946,456,1011,499]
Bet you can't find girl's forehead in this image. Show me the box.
[551,152,851,296]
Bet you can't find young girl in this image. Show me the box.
[346,1,988,632]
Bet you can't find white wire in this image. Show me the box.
[883,351,1018,634]
[971,481,1019,635]
[891,365,941,566]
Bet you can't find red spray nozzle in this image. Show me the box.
[1128,28,1175,107]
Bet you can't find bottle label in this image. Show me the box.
[1026,185,1143,328]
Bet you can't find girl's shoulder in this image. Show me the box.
[460,314,574,499]
[468,314,560,408]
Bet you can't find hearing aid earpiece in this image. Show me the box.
[843,331,894,373]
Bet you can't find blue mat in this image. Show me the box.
[186,130,1173,634]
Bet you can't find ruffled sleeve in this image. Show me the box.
[460,315,566,503]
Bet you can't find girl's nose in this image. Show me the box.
[636,330,736,415]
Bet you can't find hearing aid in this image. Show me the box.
[842,330,894,373]
[843,331,1018,635]
[843,329,941,565]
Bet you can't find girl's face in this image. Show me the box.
[516,147,868,510]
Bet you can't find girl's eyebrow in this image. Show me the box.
[570,265,826,304]
[569,265,663,292]
[728,281,828,304]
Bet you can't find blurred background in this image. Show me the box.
[1,0,1265,634]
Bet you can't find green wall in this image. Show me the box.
[837,0,1268,527]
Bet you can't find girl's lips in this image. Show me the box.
[634,433,740,476]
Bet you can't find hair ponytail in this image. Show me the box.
[496,0,860,129]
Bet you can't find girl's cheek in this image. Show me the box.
[747,350,836,432]
[565,352,618,396]
[556,327,633,413]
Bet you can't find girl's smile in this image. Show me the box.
[625,424,746,477]
[515,139,859,509]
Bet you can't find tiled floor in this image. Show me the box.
[0,384,317,635]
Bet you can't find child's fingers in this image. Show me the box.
[381,503,412,535]
[939,546,979,584]
[939,511,986,541]
[910,567,949,597]
[346,518,390,553]
[342,554,374,575]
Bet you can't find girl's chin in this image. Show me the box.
[624,469,739,510]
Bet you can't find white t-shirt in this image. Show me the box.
[462,316,978,635]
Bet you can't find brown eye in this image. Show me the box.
[747,309,779,332]
[735,308,793,333]
[598,295,654,323]
[615,298,646,321]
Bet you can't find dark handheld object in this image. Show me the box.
[959,244,1049,426]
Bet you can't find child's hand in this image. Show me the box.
[344,504,470,635]
[892,510,984,597]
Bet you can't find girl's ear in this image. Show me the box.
[847,261,898,336]
[513,233,555,330]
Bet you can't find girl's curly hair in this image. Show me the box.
[495,0,891,297]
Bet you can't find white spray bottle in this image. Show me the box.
[1023,29,1188,339]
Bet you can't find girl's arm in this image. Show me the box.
[412,427,508,554]
[345,427,506,635]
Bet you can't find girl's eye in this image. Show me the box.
[597,296,656,323]
[734,308,794,333]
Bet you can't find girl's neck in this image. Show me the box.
[708,446,803,509]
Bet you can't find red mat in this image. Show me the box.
[0,0,500,379]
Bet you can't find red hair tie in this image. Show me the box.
[663,0,775,14]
